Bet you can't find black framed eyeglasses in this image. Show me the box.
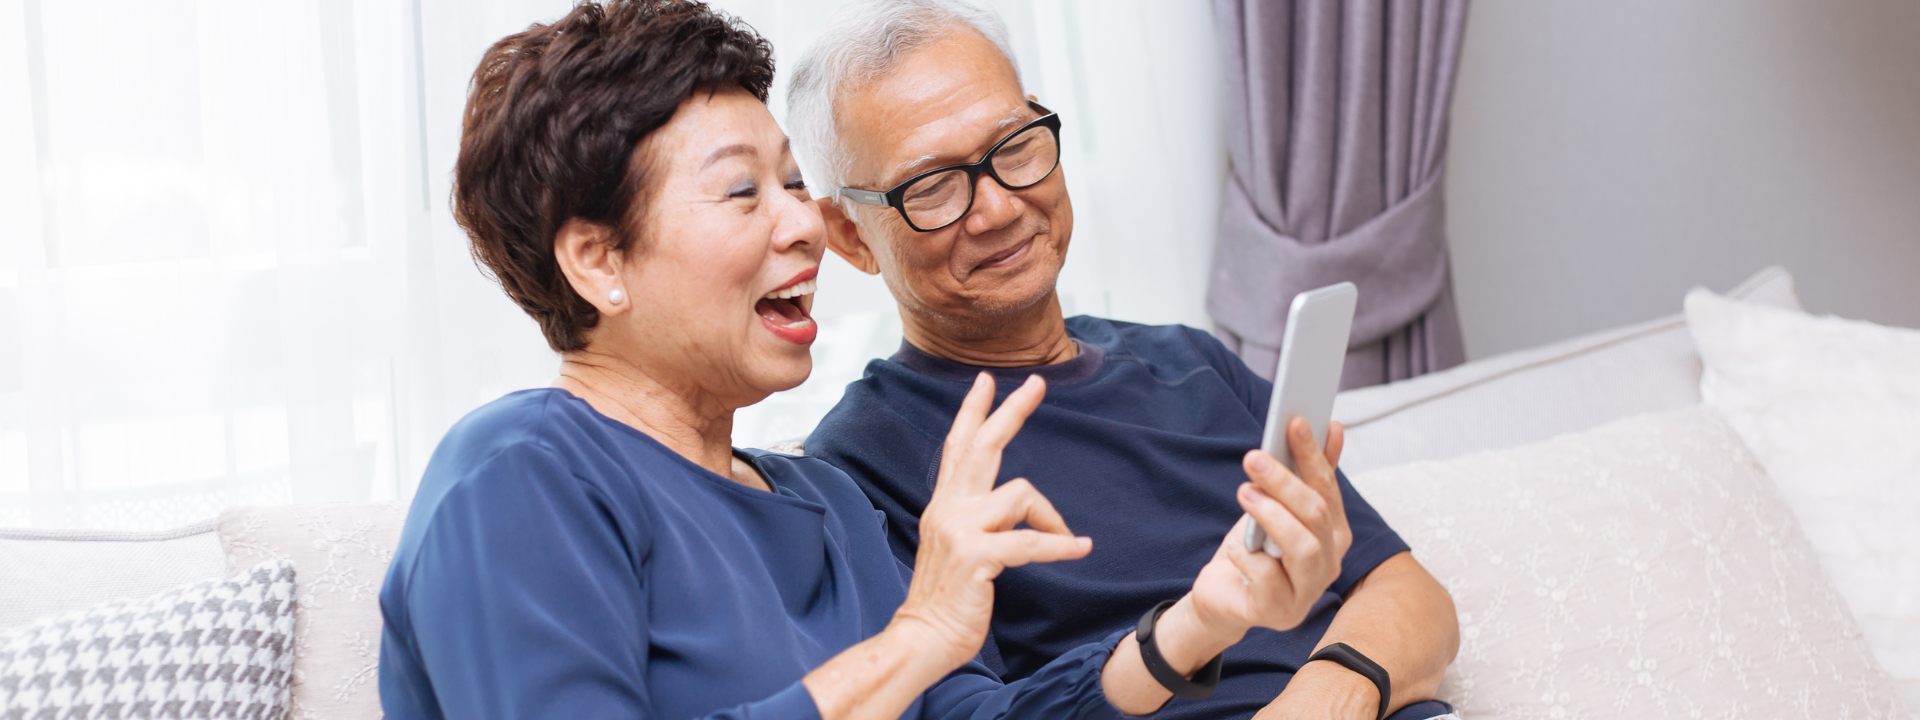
[838,101,1062,233]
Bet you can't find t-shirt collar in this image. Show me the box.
[889,336,1107,387]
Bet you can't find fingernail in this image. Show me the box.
[1249,452,1273,473]
[1077,537,1093,550]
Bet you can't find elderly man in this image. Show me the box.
[789,2,1459,719]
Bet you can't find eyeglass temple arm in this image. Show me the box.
[838,187,888,206]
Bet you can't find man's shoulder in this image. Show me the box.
[807,359,949,461]
[1068,316,1233,367]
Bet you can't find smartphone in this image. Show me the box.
[1243,282,1357,558]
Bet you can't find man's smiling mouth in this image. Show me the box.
[974,238,1032,271]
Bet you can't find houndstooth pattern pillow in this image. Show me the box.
[0,559,298,720]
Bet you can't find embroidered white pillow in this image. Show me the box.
[1352,407,1903,718]
[0,559,297,719]
[1687,288,1920,708]
[220,502,404,720]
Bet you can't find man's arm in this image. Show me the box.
[1259,551,1459,719]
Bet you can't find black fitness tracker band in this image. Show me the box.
[1306,642,1391,720]
[1135,599,1224,700]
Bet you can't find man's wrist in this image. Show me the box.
[1151,596,1242,676]
[1283,658,1381,720]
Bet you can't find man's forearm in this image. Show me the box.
[1267,551,1458,718]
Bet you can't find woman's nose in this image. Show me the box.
[962,173,1024,236]
[772,189,826,252]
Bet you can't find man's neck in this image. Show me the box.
[899,293,1079,368]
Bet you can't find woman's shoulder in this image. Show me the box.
[420,388,673,502]
[430,389,588,472]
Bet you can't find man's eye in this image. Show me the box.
[907,175,953,202]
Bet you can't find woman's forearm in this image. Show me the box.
[802,619,960,720]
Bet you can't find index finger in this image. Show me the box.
[943,375,1045,495]
[1286,417,1343,508]
[935,373,998,493]
[969,374,1046,455]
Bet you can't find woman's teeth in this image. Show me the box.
[765,279,817,300]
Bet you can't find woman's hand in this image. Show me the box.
[892,373,1092,671]
[804,373,1088,720]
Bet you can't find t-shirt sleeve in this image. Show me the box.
[397,443,823,720]
[1329,467,1410,595]
[1182,325,1271,420]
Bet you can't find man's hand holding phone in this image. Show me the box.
[1184,416,1354,637]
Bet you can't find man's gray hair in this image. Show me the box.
[786,0,1023,212]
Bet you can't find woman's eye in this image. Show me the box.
[785,178,808,192]
[727,183,758,200]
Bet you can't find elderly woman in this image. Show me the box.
[378,2,1347,719]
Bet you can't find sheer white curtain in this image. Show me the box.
[0,0,1223,530]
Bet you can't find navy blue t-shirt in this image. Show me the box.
[380,388,1132,720]
[808,317,1411,720]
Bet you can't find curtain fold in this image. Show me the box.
[1208,0,1470,389]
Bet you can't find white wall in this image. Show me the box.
[1445,0,1920,359]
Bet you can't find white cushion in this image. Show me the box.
[220,502,405,720]
[1687,288,1920,708]
[0,522,228,631]
[0,559,298,718]
[1352,407,1905,718]
[1333,266,1800,473]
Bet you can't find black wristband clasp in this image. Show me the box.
[1135,599,1224,700]
[1305,642,1392,720]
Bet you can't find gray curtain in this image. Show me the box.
[1208,0,1470,389]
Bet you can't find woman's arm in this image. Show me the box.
[803,373,1093,719]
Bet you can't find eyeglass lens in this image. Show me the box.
[900,123,1059,230]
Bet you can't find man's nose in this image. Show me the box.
[961,172,1023,236]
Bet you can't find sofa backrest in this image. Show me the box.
[1333,266,1800,473]
[0,521,227,630]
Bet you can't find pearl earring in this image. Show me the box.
[608,288,626,305]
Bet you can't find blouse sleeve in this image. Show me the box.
[912,629,1136,720]
[395,442,824,720]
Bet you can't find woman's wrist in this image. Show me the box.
[803,617,965,720]
[882,613,977,679]
[1150,595,1244,676]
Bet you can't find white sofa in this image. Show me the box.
[4,267,1909,718]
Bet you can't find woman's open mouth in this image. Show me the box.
[756,276,817,345]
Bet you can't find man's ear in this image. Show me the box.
[552,218,628,315]
[817,197,882,276]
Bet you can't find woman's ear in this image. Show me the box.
[552,218,628,315]
[817,198,881,276]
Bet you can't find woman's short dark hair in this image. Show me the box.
[453,0,775,352]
